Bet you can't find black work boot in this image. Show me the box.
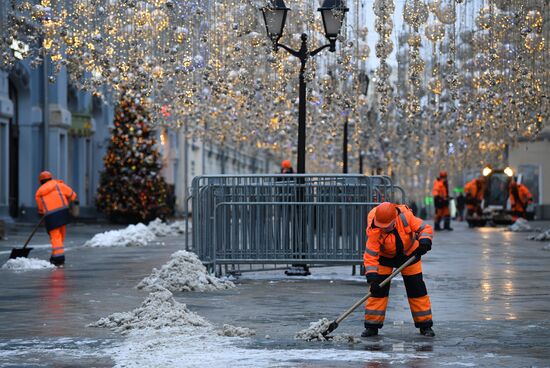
[420,327,435,337]
[50,255,65,267]
[434,222,442,231]
[444,218,453,231]
[361,327,379,337]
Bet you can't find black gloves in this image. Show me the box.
[369,282,382,293]
[415,238,432,257]
[366,273,382,293]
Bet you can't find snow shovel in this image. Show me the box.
[9,217,44,259]
[321,254,419,339]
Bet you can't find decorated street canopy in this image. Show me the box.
[1,0,548,186]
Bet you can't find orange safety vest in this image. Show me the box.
[432,178,448,198]
[364,205,433,275]
[509,183,533,211]
[35,180,77,231]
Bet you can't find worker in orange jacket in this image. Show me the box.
[509,179,533,221]
[464,176,485,219]
[432,171,452,231]
[363,202,435,337]
[35,171,78,266]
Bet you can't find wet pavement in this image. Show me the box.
[1,220,550,367]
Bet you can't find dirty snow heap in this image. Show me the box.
[2,257,56,270]
[84,219,187,247]
[137,250,235,292]
[89,289,210,333]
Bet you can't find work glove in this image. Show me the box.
[366,273,382,293]
[415,238,432,257]
[369,282,382,294]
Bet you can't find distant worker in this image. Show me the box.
[363,202,435,337]
[464,176,485,221]
[280,159,294,174]
[35,171,78,266]
[509,179,533,221]
[432,171,453,231]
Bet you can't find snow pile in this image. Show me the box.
[84,223,156,247]
[1,257,55,270]
[527,229,550,241]
[84,219,189,247]
[507,219,534,232]
[217,324,256,337]
[543,244,550,251]
[295,318,332,341]
[147,219,188,236]
[136,250,235,292]
[88,289,210,333]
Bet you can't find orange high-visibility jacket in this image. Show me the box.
[464,179,484,200]
[364,205,433,275]
[432,178,448,198]
[509,183,533,209]
[35,180,77,230]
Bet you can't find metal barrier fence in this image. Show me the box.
[185,174,406,275]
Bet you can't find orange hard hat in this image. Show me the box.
[38,171,53,182]
[281,160,292,169]
[439,171,447,178]
[374,202,397,228]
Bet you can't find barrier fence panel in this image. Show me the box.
[184,174,407,274]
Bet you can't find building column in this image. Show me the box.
[0,71,13,219]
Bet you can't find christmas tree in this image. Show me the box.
[96,96,169,223]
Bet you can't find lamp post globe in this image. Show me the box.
[318,0,349,51]
[261,0,290,48]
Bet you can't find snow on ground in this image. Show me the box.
[507,219,536,232]
[136,250,235,292]
[84,219,189,247]
[1,257,56,270]
[147,219,188,236]
[235,266,368,283]
[106,326,414,368]
[527,229,550,241]
[295,318,332,341]
[84,223,156,247]
[88,289,210,333]
[543,244,550,251]
[217,324,255,337]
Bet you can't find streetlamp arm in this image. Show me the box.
[309,43,332,57]
[275,43,301,58]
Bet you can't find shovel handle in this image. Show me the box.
[22,217,44,249]
[333,255,419,325]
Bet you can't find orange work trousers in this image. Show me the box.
[365,260,433,329]
[49,225,66,258]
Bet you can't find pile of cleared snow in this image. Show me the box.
[527,229,550,241]
[507,218,534,232]
[543,244,550,251]
[88,289,210,333]
[137,250,235,292]
[295,318,332,341]
[84,219,189,247]
[217,324,256,337]
[147,218,188,236]
[294,318,361,343]
[84,223,156,247]
[1,257,55,270]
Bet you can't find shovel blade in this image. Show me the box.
[9,247,33,259]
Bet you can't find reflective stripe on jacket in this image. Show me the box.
[363,204,433,275]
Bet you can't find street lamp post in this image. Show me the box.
[262,0,348,173]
